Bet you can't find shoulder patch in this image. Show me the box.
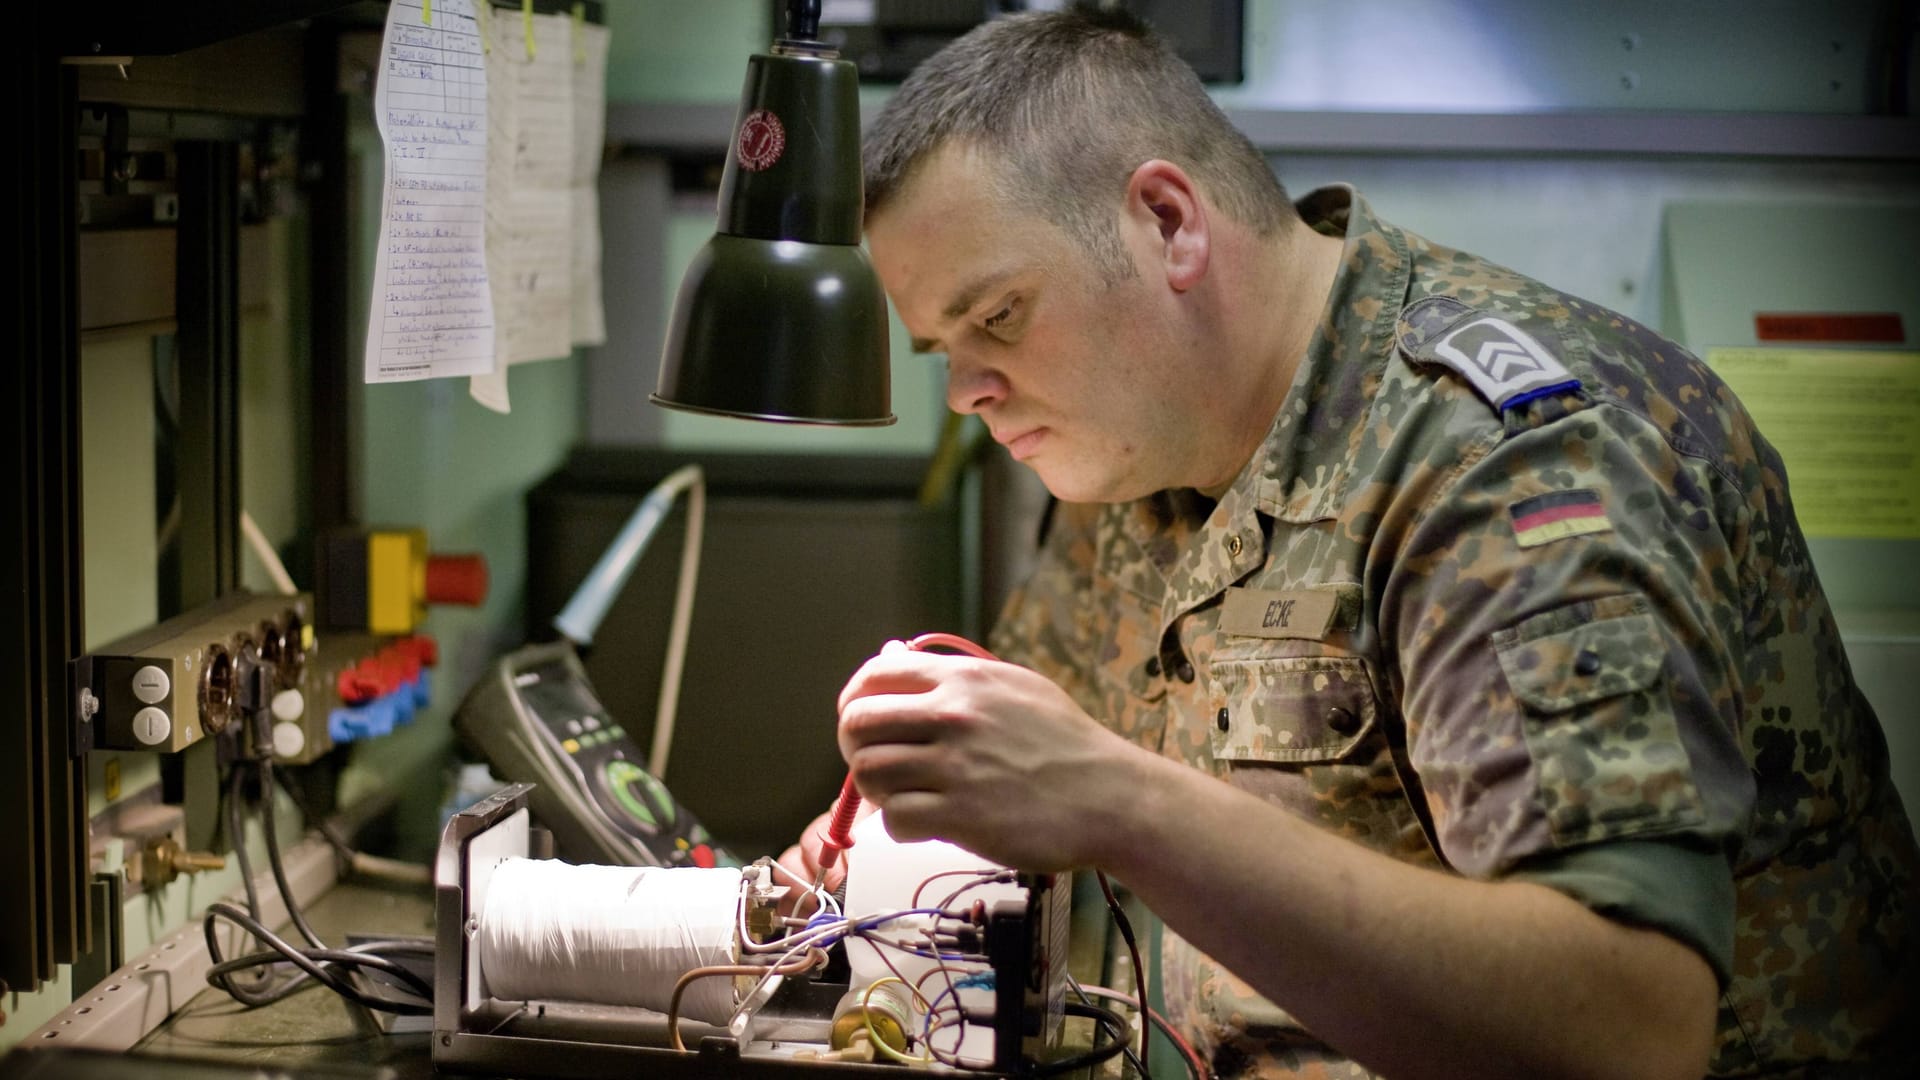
[1398,296,1580,412]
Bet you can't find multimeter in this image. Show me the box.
[452,640,736,869]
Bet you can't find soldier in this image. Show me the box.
[784,7,1919,1077]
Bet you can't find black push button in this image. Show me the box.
[1216,707,1230,732]
[1327,706,1360,736]
[1573,648,1602,676]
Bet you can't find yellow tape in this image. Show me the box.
[522,0,536,59]
[572,2,586,64]
[422,0,432,24]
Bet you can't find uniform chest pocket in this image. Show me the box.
[1209,655,1377,763]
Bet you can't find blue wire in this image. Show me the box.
[851,907,949,931]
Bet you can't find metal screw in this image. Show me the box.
[1620,72,1640,91]
[1620,33,1640,51]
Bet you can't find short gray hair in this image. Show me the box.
[863,5,1297,281]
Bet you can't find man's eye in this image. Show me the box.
[985,300,1018,330]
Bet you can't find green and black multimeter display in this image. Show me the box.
[453,641,736,869]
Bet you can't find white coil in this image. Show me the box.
[477,857,744,1023]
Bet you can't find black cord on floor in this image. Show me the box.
[201,755,434,1015]
[202,901,433,1013]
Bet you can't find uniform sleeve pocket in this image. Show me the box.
[1210,656,1376,763]
[1491,594,1705,847]
[1492,594,1664,712]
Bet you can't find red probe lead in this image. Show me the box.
[816,773,863,876]
[814,633,1001,889]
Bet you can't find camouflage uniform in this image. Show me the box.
[989,186,1920,1077]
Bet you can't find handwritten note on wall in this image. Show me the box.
[365,0,495,383]
[468,9,610,413]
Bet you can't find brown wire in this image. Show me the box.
[667,947,826,1051]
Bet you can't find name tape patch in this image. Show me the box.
[1509,489,1612,548]
[1430,316,1579,411]
[1220,588,1339,640]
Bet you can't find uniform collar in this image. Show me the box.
[1109,186,1414,616]
[1249,185,1413,525]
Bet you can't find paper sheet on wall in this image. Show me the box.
[469,9,601,413]
[571,20,611,348]
[364,0,495,383]
[1706,347,1920,539]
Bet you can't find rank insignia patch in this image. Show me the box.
[1510,489,1612,548]
[1429,315,1580,411]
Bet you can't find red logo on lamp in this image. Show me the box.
[736,110,786,172]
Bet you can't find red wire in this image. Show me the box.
[820,634,1001,871]
[906,632,1000,661]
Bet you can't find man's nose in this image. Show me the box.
[944,354,1008,415]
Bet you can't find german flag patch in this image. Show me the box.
[1510,489,1612,548]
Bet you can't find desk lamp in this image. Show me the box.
[651,0,894,426]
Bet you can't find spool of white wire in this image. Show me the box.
[477,857,744,1023]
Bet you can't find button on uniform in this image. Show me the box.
[1216,707,1230,732]
[1144,656,1161,679]
[1326,706,1360,736]
[1225,534,1244,557]
[1573,648,1602,676]
[1175,658,1195,683]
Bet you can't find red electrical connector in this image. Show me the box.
[816,633,1001,888]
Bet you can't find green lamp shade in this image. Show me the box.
[652,234,893,425]
[651,45,895,427]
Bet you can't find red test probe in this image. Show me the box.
[813,633,1001,890]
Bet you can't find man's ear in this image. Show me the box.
[1124,159,1209,292]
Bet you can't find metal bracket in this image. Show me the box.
[70,656,97,756]
[71,873,126,995]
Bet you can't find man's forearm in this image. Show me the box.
[1092,747,1717,1080]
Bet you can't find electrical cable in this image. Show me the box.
[257,759,323,950]
[239,508,298,596]
[667,946,824,1051]
[204,756,437,1015]
[859,975,934,1065]
[202,901,433,1013]
[220,766,276,994]
[1068,978,1150,1079]
[647,466,703,779]
[1074,982,1209,1080]
[766,851,840,919]
[1028,1000,1131,1077]
[1099,869,1152,1072]
[272,766,433,888]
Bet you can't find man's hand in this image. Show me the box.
[834,646,1141,872]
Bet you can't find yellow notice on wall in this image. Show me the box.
[1706,348,1920,540]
